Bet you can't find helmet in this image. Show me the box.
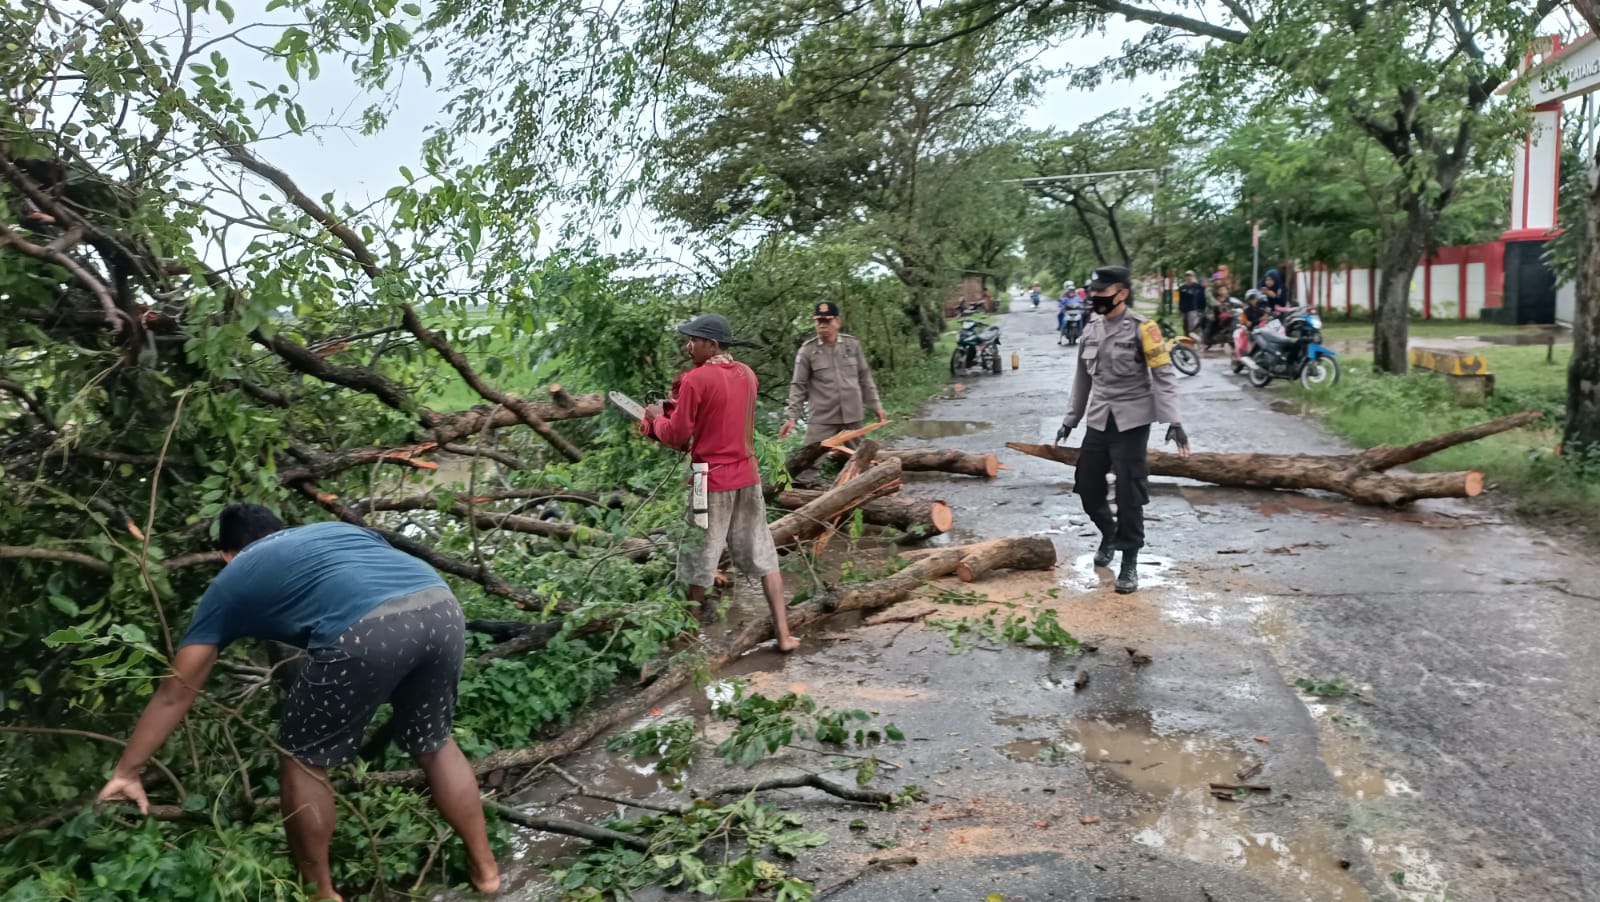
[1245,289,1260,300]
[1064,280,1076,290]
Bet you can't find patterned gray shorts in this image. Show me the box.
[677,484,781,587]
[279,587,464,767]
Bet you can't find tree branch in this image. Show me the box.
[1079,0,1248,43]
[0,545,111,572]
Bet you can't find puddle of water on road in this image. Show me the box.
[1001,710,1372,900]
[997,737,1073,765]
[1269,400,1310,416]
[1060,552,1176,592]
[899,419,993,438]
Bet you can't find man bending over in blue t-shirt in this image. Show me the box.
[97,504,500,900]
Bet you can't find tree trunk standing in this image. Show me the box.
[1567,166,1600,454]
[1568,0,1600,455]
[1372,204,1431,374]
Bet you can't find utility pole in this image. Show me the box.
[1252,220,1262,289]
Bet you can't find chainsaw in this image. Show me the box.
[608,390,675,421]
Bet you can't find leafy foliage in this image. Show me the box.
[554,798,824,901]
[708,680,904,768]
[927,608,1081,652]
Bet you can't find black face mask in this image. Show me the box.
[1090,292,1120,314]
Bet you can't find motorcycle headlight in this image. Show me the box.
[1307,315,1322,329]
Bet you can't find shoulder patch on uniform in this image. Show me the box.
[1139,321,1171,369]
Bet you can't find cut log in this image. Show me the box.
[825,549,965,612]
[834,440,880,480]
[768,457,903,549]
[813,441,880,555]
[828,536,1056,611]
[821,421,889,449]
[784,442,844,476]
[548,383,576,409]
[879,448,1000,478]
[777,490,953,537]
[1008,442,1487,507]
[956,535,1057,583]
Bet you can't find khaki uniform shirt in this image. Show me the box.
[1063,311,1182,432]
[783,334,882,426]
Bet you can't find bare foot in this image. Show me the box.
[776,636,800,653]
[469,857,502,894]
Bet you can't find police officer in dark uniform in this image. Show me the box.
[1055,266,1191,593]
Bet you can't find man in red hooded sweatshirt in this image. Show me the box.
[641,314,800,652]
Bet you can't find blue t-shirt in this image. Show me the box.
[180,521,448,650]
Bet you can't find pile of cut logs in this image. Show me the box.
[770,422,1005,549]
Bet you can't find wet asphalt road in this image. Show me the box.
[835,300,1600,901]
[493,301,1600,902]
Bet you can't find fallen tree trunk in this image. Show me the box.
[786,444,1001,479]
[1354,411,1543,471]
[363,534,1054,787]
[784,442,836,476]
[776,490,953,537]
[811,440,880,556]
[1008,440,1492,507]
[955,535,1056,583]
[879,448,1000,478]
[824,549,964,611]
[827,536,1057,612]
[768,457,902,549]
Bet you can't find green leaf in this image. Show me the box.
[48,595,80,616]
[42,626,95,647]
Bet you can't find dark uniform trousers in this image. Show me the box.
[1073,414,1150,551]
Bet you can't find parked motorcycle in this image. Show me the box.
[1156,318,1202,376]
[950,318,1003,376]
[1242,306,1340,389]
[1058,306,1084,346]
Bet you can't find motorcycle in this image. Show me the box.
[1058,306,1084,346]
[1031,290,1042,309]
[1156,318,1202,376]
[1241,306,1341,389]
[950,318,1003,376]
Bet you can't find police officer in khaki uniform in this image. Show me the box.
[780,302,887,445]
[1055,266,1190,594]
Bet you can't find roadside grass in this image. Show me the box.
[1289,343,1600,521]
[1315,315,1542,345]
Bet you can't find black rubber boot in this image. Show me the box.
[1093,534,1115,568]
[1114,551,1139,594]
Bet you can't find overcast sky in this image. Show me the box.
[215,10,1172,262]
